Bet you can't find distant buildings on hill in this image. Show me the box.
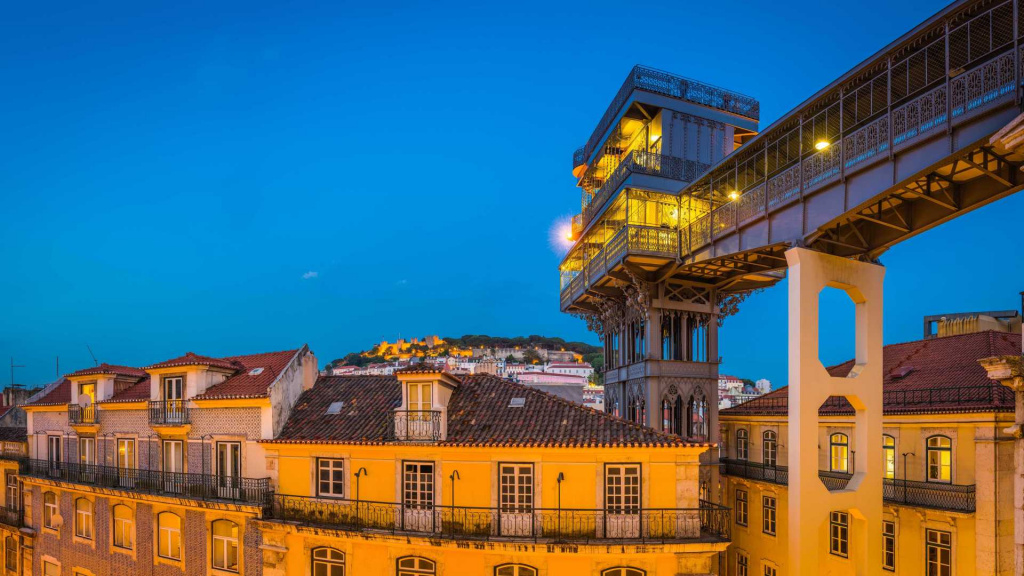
[718,374,772,409]
[363,335,584,364]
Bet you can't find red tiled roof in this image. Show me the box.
[0,427,26,443]
[145,352,240,371]
[103,378,152,403]
[193,348,302,400]
[268,374,706,448]
[721,331,1020,417]
[65,363,148,379]
[28,378,71,406]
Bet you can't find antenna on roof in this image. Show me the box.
[9,358,24,389]
[56,356,59,380]
[86,344,99,367]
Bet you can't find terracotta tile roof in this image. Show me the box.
[269,374,705,448]
[27,378,71,406]
[65,363,148,379]
[193,348,302,400]
[102,378,152,404]
[0,427,26,443]
[145,352,240,371]
[721,331,1020,417]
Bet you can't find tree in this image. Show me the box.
[522,349,543,365]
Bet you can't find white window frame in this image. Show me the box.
[112,505,133,550]
[402,462,434,509]
[926,528,952,576]
[883,520,896,571]
[736,429,749,460]
[499,463,533,512]
[157,512,182,560]
[735,489,748,526]
[74,498,93,540]
[317,459,345,498]
[42,492,58,529]
[79,437,95,466]
[605,464,641,514]
[211,519,239,572]
[829,511,849,557]
[762,495,776,536]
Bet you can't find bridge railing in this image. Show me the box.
[679,0,1021,251]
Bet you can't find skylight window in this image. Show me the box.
[326,401,344,414]
[249,367,265,376]
[509,398,526,408]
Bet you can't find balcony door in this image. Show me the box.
[162,376,184,424]
[117,439,135,488]
[47,436,61,475]
[402,462,435,532]
[605,464,641,538]
[405,383,433,440]
[499,463,533,537]
[216,442,241,500]
[163,440,184,494]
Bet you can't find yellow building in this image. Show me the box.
[258,366,729,576]
[718,331,1018,576]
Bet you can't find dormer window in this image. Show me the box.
[408,382,432,413]
[78,382,96,403]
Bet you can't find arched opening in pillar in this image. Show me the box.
[686,388,709,441]
[660,389,685,436]
[818,286,856,368]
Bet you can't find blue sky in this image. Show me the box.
[2,0,1022,388]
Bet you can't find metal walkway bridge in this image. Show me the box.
[561,0,1024,314]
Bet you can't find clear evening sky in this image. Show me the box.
[2,0,1021,388]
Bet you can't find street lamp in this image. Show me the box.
[354,467,368,526]
[449,470,461,538]
[556,472,565,540]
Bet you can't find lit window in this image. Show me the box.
[43,561,60,576]
[829,511,849,557]
[317,459,345,498]
[883,435,896,479]
[79,437,95,465]
[883,520,896,571]
[312,548,344,576]
[763,430,777,467]
[735,489,748,526]
[495,564,538,576]
[926,529,951,576]
[211,520,239,572]
[42,492,57,529]
[737,553,748,576]
[74,498,93,540]
[736,429,749,460]
[762,496,776,536]
[927,436,952,483]
[830,433,849,472]
[5,535,16,572]
[113,505,133,550]
[397,557,436,576]
[157,512,182,560]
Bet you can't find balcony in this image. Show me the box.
[0,506,22,529]
[67,404,99,425]
[20,459,271,508]
[385,410,442,442]
[720,459,975,513]
[271,494,730,544]
[149,400,190,426]
[0,445,26,461]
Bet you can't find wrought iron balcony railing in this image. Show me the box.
[720,459,975,513]
[149,400,190,426]
[385,410,442,442]
[20,459,271,507]
[0,506,22,528]
[271,494,730,544]
[67,404,98,425]
[717,384,1014,416]
[582,151,709,228]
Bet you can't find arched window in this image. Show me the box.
[5,535,16,572]
[883,435,896,480]
[699,481,709,502]
[736,429,749,460]
[495,564,537,576]
[397,557,435,576]
[312,547,345,576]
[661,399,673,433]
[601,568,646,576]
[211,519,239,572]
[763,430,778,467]
[74,498,93,540]
[687,391,708,440]
[42,492,57,529]
[926,435,952,483]
[112,504,133,550]
[157,512,182,560]
[830,433,849,472]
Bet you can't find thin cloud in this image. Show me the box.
[396,279,408,286]
[302,271,318,280]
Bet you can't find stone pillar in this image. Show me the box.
[980,355,1024,576]
[786,248,884,576]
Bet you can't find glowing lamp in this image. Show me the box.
[650,134,660,142]
[564,227,574,241]
[728,191,739,201]
[814,139,830,151]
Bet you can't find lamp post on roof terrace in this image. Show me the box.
[556,472,565,540]
[901,452,914,504]
[449,470,460,538]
